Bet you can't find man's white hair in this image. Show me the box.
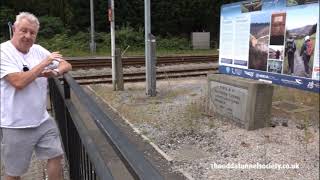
[14,12,40,29]
[304,35,310,41]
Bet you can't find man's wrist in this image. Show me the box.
[53,68,60,76]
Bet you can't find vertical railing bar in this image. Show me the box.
[86,153,89,180]
[77,127,81,180]
[80,144,84,179]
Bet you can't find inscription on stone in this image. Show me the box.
[210,81,248,125]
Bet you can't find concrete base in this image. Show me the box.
[207,74,274,130]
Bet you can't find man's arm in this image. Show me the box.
[55,59,72,75]
[41,59,72,77]
[5,52,62,90]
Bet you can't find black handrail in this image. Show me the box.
[49,73,164,180]
[49,77,114,180]
[62,73,163,180]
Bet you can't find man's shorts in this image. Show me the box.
[1,118,64,177]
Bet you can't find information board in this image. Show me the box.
[219,0,319,92]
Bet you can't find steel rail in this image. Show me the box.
[74,67,219,85]
[67,55,219,69]
[74,67,218,80]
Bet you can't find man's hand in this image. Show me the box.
[40,69,59,78]
[45,52,63,66]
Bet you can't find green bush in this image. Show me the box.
[38,16,65,38]
[157,36,191,50]
[36,26,193,56]
[0,7,14,40]
[116,26,144,50]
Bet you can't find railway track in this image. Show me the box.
[73,66,219,85]
[66,55,219,69]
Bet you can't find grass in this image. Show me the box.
[272,85,319,129]
[61,48,218,57]
[33,29,219,57]
[272,85,319,107]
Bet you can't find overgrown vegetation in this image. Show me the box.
[1,0,241,39]
[33,27,198,57]
[1,0,243,56]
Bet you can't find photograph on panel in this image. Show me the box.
[267,59,283,73]
[241,0,263,13]
[248,12,270,71]
[284,3,318,77]
[268,45,284,60]
[287,0,319,7]
[270,12,287,45]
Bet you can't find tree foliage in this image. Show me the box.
[0,0,241,41]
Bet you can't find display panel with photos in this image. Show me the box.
[219,0,319,92]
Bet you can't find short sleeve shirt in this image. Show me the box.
[1,41,51,128]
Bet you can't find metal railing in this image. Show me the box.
[48,73,163,180]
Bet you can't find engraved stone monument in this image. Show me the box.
[207,74,274,130]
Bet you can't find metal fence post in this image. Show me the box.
[146,34,157,96]
[115,48,124,90]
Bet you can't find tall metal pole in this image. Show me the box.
[90,0,96,54]
[8,22,12,39]
[145,0,156,96]
[110,0,116,90]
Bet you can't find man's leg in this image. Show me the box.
[35,119,64,180]
[303,56,307,73]
[288,57,292,73]
[4,175,21,180]
[288,54,294,73]
[47,155,63,180]
[303,56,310,74]
[291,56,294,73]
[1,128,35,179]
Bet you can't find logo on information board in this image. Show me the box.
[295,79,303,85]
[281,79,303,86]
[307,81,314,89]
[231,68,236,75]
[226,67,230,73]
[244,71,254,77]
[235,68,243,75]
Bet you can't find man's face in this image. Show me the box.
[12,18,38,53]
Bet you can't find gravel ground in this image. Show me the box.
[89,73,319,180]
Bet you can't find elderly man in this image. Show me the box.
[1,12,71,180]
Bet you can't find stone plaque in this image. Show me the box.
[210,81,248,125]
[207,74,274,130]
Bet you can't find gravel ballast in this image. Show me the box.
[89,76,319,180]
